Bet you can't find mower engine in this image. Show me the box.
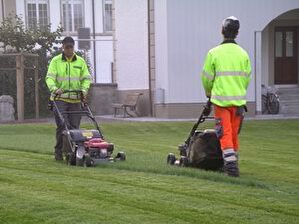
[84,138,114,159]
[65,129,126,166]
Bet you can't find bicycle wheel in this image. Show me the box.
[267,93,279,114]
[262,95,268,114]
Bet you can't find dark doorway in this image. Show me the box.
[274,27,298,84]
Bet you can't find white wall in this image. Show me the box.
[154,0,299,104]
[154,0,168,99]
[114,0,149,90]
[262,26,270,86]
[96,37,113,83]
[49,0,61,31]
[93,0,104,33]
[15,0,25,17]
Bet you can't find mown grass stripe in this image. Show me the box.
[0,120,299,224]
[0,155,298,219]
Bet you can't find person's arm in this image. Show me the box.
[244,55,252,90]
[201,52,215,97]
[46,59,58,93]
[80,60,91,96]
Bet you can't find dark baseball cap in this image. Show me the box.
[62,36,75,46]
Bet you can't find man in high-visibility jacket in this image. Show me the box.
[201,16,252,177]
[46,36,91,161]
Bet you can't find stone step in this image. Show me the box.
[280,101,299,107]
[276,87,299,115]
[278,87,299,95]
[280,104,299,110]
[279,99,299,104]
[280,103,299,115]
[278,93,299,101]
[280,108,299,115]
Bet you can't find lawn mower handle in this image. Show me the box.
[184,98,213,146]
[52,90,102,134]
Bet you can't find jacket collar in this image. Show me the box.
[61,52,77,62]
[221,39,237,45]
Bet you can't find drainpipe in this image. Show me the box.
[92,0,97,83]
[254,30,263,114]
[1,0,5,20]
[147,0,153,116]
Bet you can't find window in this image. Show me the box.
[275,31,283,57]
[103,0,112,32]
[286,31,294,57]
[26,0,49,29]
[61,0,84,32]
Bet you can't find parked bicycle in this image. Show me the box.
[261,84,280,114]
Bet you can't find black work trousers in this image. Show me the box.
[53,100,82,159]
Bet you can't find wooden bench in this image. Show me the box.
[112,92,143,117]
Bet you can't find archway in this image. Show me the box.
[255,8,299,114]
[261,8,299,87]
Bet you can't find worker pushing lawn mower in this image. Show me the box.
[52,90,126,166]
[167,98,223,171]
[46,36,125,166]
[167,16,252,177]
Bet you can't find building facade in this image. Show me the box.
[1,0,299,117]
[114,0,299,118]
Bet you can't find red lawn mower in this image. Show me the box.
[52,90,126,167]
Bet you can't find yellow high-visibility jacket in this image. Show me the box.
[46,53,91,103]
[201,41,251,107]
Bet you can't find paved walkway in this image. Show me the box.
[1,114,298,125]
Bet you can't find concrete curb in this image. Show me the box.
[1,114,298,125]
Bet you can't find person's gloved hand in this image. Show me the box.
[82,95,87,103]
[202,99,212,116]
[80,91,87,105]
[47,100,53,111]
[55,88,64,95]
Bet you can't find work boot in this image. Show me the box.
[55,154,63,161]
[222,149,239,177]
[223,160,239,177]
[54,149,63,161]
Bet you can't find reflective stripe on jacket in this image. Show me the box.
[46,53,91,103]
[201,42,251,107]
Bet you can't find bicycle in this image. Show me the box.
[261,84,280,114]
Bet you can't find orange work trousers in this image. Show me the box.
[214,105,242,152]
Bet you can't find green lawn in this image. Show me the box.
[0,120,298,224]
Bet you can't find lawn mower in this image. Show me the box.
[167,100,223,170]
[52,90,126,167]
